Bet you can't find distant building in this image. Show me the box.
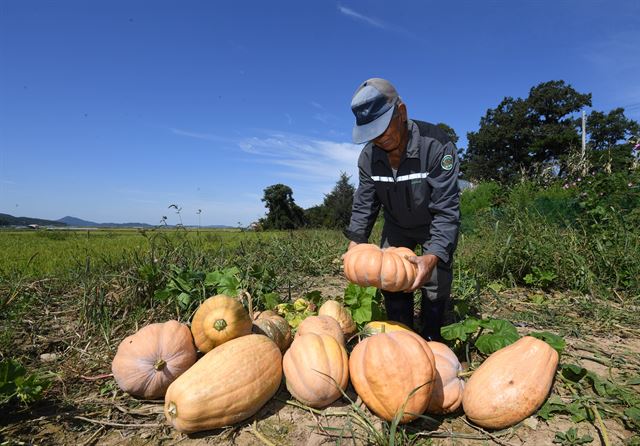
[27,224,40,230]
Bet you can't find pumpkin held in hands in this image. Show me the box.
[164,334,282,433]
[342,243,417,292]
[349,330,436,423]
[283,333,349,408]
[462,336,559,429]
[191,294,253,353]
[111,320,197,400]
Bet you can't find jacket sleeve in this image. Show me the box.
[344,148,380,243]
[424,140,460,263]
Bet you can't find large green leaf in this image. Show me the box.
[441,317,481,342]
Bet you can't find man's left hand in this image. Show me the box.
[406,254,439,292]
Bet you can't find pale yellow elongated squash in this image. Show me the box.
[425,341,465,414]
[283,333,349,408]
[164,334,282,433]
[462,336,559,429]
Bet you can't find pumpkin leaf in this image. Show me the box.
[561,364,588,383]
[441,317,480,342]
[530,331,566,354]
[262,292,280,310]
[537,395,567,420]
[475,319,520,354]
[475,331,520,355]
[343,284,379,325]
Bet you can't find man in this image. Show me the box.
[344,78,460,341]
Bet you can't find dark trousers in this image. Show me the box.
[380,223,454,341]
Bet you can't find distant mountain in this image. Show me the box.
[57,216,153,228]
[0,213,67,227]
[0,213,234,229]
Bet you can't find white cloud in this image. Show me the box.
[170,128,235,143]
[337,6,386,29]
[237,131,361,182]
[337,5,416,40]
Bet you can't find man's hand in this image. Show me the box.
[341,241,360,260]
[406,254,439,292]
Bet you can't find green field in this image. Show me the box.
[1,180,639,445]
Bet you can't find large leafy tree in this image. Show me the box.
[260,184,305,230]
[304,172,355,229]
[585,108,639,173]
[322,172,355,229]
[463,80,592,182]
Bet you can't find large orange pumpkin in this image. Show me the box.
[252,310,293,353]
[425,342,465,414]
[342,244,417,292]
[349,331,436,423]
[111,320,197,400]
[283,333,349,408]
[191,294,253,353]
[164,334,282,433]
[462,336,559,429]
[318,300,356,336]
[295,315,345,346]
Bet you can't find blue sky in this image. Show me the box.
[1,1,639,226]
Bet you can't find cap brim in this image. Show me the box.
[352,106,395,144]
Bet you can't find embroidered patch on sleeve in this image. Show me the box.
[441,154,454,171]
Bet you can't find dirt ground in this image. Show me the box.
[1,279,639,446]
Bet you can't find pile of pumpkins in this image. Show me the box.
[111,294,558,434]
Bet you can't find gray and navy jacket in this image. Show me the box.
[344,119,460,263]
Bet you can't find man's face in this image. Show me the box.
[372,104,407,152]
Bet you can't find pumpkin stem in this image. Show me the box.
[154,358,166,371]
[381,324,386,333]
[214,319,228,331]
[167,402,178,418]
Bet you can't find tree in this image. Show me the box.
[304,172,356,229]
[436,123,459,144]
[260,184,305,230]
[322,172,355,229]
[585,108,640,174]
[463,80,592,183]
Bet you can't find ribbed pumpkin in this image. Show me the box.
[164,334,282,433]
[295,315,345,346]
[318,300,356,336]
[462,336,559,429]
[363,320,413,335]
[191,295,253,353]
[252,310,293,353]
[343,244,417,292]
[283,333,349,408]
[349,331,436,423]
[111,320,197,400]
[425,341,465,414]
